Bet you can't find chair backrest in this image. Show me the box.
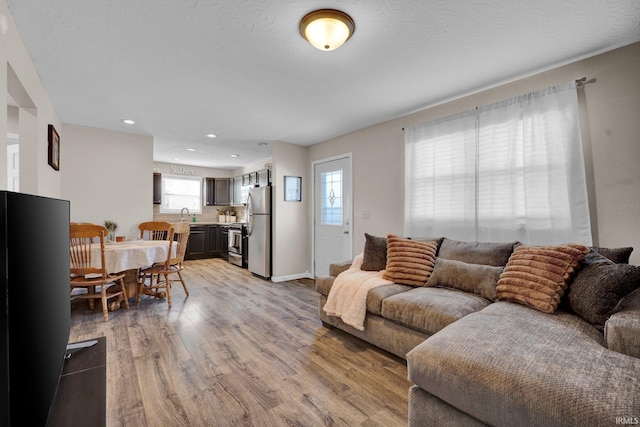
[70,223,108,278]
[139,221,172,240]
[170,222,191,265]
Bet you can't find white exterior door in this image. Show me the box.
[313,155,352,277]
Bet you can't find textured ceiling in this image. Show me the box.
[6,0,640,169]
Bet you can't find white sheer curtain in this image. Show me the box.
[405,81,592,245]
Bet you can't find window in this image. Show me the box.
[405,82,592,245]
[321,170,343,225]
[160,175,202,214]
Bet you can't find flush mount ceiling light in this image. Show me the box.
[299,9,355,51]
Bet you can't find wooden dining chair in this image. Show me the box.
[70,223,129,321]
[138,221,173,240]
[165,221,191,297]
[137,224,179,307]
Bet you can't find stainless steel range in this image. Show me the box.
[228,223,246,267]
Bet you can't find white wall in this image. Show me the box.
[61,124,153,239]
[0,1,62,198]
[309,42,640,265]
[271,140,311,281]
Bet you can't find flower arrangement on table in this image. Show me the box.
[104,220,117,241]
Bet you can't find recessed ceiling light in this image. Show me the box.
[121,119,135,125]
[258,142,268,147]
[186,148,196,152]
[173,158,181,161]
[230,154,240,158]
[206,133,217,138]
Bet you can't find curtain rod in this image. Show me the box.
[402,77,589,131]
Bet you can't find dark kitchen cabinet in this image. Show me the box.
[232,176,250,206]
[186,224,229,260]
[242,172,258,187]
[205,177,231,206]
[257,169,271,187]
[220,226,229,260]
[205,225,227,257]
[153,173,161,204]
[185,225,206,259]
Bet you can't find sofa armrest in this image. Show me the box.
[605,288,640,358]
[329,260,353,277]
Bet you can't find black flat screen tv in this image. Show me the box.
[0,191,70,426]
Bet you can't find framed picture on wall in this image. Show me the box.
[48,124,60,171]
[284,176,301,202]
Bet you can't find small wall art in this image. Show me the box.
[48,124,60,171]
[284,176,302,202]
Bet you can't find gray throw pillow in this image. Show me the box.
[438,238,516,266]
[426,258,503,301]
[361,233,388,271]
[590,246,633,264]
[567,250,640,330]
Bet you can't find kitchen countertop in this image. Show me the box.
[188,222,246,226]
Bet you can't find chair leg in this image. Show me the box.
[88,286,96,310]
[164,273,172,307]
[136,274,144,306]
[177,271,189,296]
[100,286,109,321]
[119,278,129,309]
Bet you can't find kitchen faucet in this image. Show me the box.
[180,207,190,221]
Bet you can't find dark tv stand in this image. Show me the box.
[48,337,106,426]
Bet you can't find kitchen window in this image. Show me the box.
[160,175,202,214]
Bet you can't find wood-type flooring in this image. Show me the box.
[69,258,410,426]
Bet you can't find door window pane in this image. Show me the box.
[321,170,342,225]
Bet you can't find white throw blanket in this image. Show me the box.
[323,253,393,331]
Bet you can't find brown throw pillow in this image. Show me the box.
[361,233,388,271]
[496,244,589,314]
[383,234,438,286]
[426,258,503,301]
[567,250,640,330]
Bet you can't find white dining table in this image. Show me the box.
[80,240,177,306]
[93,239,176,274]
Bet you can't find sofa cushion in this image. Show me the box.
[366,284,414,316]
[329,259,354,277]
[590,245,633,264]
[605,288,640,358]
[382,287,491,335]
[438,238,515,266]
[361,233,388,271]
[567,250,640,330]
[383,235,438,286]
[407,302,640,427]
[496,244,589,314]
[426,258,503,301]
[315,275,334,297]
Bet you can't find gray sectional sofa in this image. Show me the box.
[315,236,640,426]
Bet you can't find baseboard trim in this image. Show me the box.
[271,272,314,282]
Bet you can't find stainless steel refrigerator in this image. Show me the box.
[247,186,271,279]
